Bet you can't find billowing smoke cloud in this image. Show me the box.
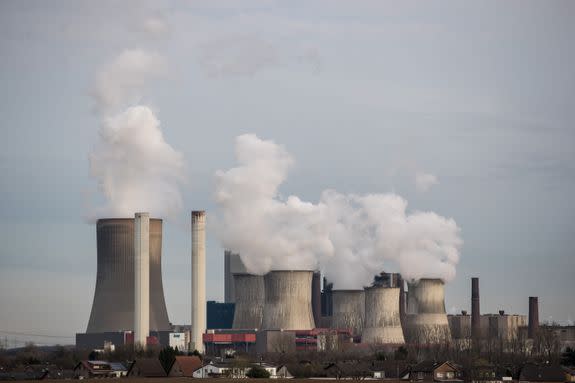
[89,49,185,219]
[415,171,439,192]
[215,134,462,288]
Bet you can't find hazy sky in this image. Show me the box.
[1,0,574,346]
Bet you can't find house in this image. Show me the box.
[519,364,566,383]
[74,360,127,379]
[192,360,248,378]
[127,358,167,377]
[406,361,463,382]
[325,361,372,380]
[168,356,203,377]
[254,363,292,379]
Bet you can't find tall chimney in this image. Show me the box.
[471,277,480,339]
[134,212,150,349]
[528,296,539,339]
[312,271,322,326]
[191,211,206,352]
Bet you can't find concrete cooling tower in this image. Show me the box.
[261,270,316,330]
[362,286,405,344]
[86,218,171,333]
[232,273,265,329]
[405,278,451,344]
[331,290,365,336]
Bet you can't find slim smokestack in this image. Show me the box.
[312,272,322,326]
[471,277,480,339]
[134,212,150,349]
[528,296,539,339]
[191,211,206,352]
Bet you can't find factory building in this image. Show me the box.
[207,301,234,330]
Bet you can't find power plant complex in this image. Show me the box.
[76,210,559,354]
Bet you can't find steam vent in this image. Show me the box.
[331,290,365,336]
[232,273,265,329]
[362,286,405,344]
[405,278,451,343]
[86,218,171,333]
[261,270,316,330]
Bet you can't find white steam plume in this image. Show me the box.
[215,134,462,288]
[89,49,185,219]
[415,171,439,192]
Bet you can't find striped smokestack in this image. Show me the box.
[471,277,480,339]
[528,296,539,339]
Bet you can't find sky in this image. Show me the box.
[0,0,574,346]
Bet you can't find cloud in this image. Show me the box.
[415,171,439,192]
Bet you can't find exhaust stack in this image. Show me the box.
[405,278,452,343]
[362,286,405,344]
[471,277,480,339]
[331,290,365,336]
[134,213,150,348]
[232,273,265,329]
[528,296,539,339]
[261,270,316,330]
[191,211,206,352]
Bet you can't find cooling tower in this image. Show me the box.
[232,273,265,329]
[405,279,451,344]
[362,286,405,344]
[331,290,365,336]
[261,270,316,330]
[86,218,171,333]
[191,211,206,352]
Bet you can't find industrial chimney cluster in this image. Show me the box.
[77,211,543,352]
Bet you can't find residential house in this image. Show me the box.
[192,361,248,378]
[406,361,463,382]
[126,358,167,378]
[74,360,127,379]
[168,356,203,377]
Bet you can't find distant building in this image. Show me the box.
[74,361,127,379]
[207,301,235,329]
[405,361,463,382]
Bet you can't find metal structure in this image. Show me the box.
[362,286,405,344]
[471,277,481,339]
[232,273,265,329]
[405,278,452,343]
[134,213,150,348]
[86,218,171,333]
[528,296,539,339]
[261,270,316,330]
[224,250,247,303]
[191,211,206,352]
[330,290,365,336]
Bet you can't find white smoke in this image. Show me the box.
[215,134,462,288]
[89,49,185,219]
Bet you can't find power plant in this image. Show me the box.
[261,270,316,331]
[77,214,553,353]
[362,286,405,344]
[405,278,452,343]
[232,273,265,329]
